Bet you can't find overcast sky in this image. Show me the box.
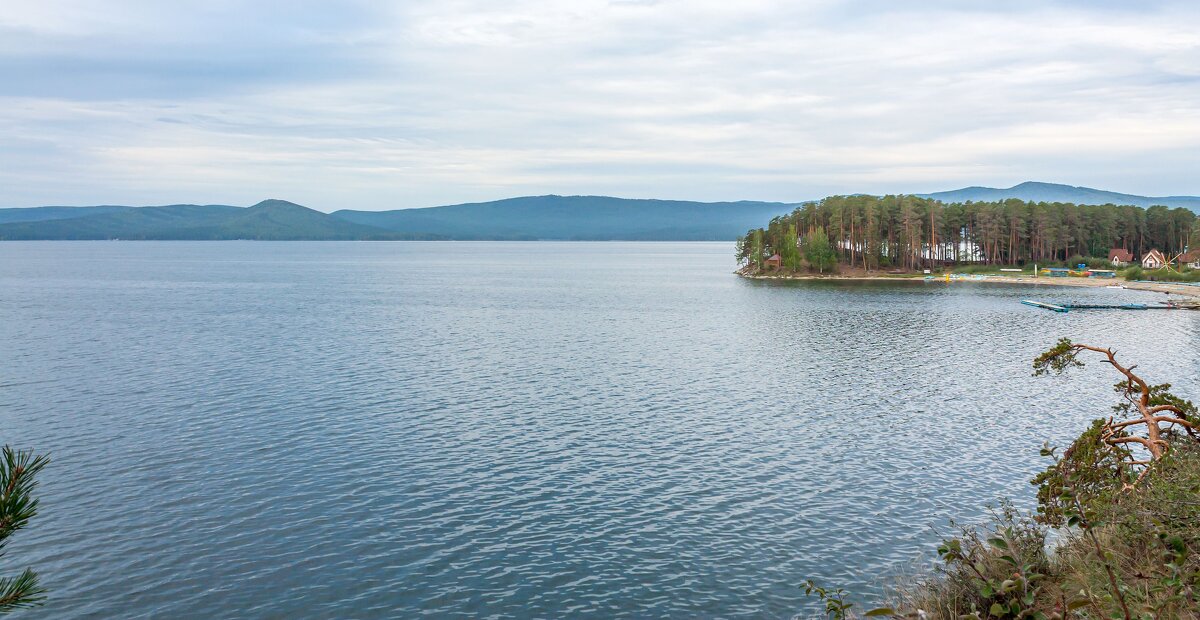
[3,1,1199,211]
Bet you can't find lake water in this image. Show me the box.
[1,242,1197,619]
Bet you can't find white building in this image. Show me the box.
[1142,249,1167,270]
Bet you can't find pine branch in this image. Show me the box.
[0,446,49,613]
[0,447,49,552]
[0,569,45,613]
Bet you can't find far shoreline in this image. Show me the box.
[737,271,1200,300]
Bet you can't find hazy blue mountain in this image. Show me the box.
[0,204,241,239]
[0,200,432,240]
[4,183,1197,241]
[169,200,428,240]
[0,205,143,224]
[919,181,1200,211]
[332,195,801,240]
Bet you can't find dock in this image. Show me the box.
[1021,300,1068,312]
[1021,300,1184,313]
[1060,302,1156,310]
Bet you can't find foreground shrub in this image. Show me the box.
[805,340,1200,619]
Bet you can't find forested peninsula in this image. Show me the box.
[736,196,1198,274]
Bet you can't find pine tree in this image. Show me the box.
[751,229,764,270]
[804,227,837,274]
[782,224,801,271]
[0,446,49,613]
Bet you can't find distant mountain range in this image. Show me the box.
[918,181,1200,210]
[1,182,1196,241]
[0,196,801,241]
[332,196,800,240]
[0,200,434,240]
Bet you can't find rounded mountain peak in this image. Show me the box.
[249,199,308,210]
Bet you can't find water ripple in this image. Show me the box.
[0,241,1196,618]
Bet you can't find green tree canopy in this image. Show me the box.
[804,227,837,274]
[737,195,1197,271]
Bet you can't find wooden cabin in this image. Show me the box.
[1108,248,1133,267]
[764,254,782,270]
[1142,249,1167,270]
[1179,250,1200,270]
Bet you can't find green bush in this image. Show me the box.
[832,342,1200,619]
[1139,268,1200,283]
[1064,255,1087,269]
[1121,265,1145,280]
[1030,419,1132,527]
[876,448,1200,619]
[1117,263,1200,282]
[882,502,1055,619]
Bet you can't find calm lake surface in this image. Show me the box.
[1,241,1197,619]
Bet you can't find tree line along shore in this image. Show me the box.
[735,195,1199,279]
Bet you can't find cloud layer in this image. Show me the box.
[3,1,1199,210]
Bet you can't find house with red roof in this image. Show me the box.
[1108,248,1133,267]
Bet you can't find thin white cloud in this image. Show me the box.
[1,0,1198,210]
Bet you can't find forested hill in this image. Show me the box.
[332,195,799,240]
[0,196,800,241]
[737,195,1199,272]
[920,182,1200,211]
[0,200,438,240]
